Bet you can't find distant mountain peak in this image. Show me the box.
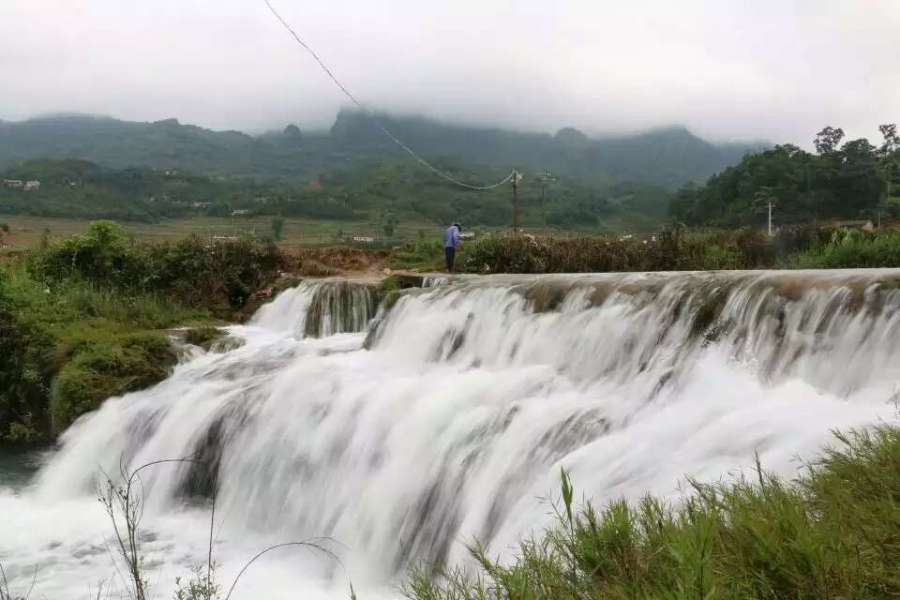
[554,127,591,147]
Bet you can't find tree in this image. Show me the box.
[270,217,284,241]
[814,126,845,155]
[382,212,398,239]
[879,124,900,212]
[879,124,899,157]
[0,222,7,245]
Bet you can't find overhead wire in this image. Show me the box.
[262,0,517,191]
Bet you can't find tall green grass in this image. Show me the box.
[0,259,212,443]
[405,426,900,599]
[1,220,284,445]
[791,230,900,269]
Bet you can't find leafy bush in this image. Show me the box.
[0,220,278,445]
[388,239,445,271]
[50,331,176,432]
[29,221,283,310]
[793,229,900,269]
[460,228,775,274]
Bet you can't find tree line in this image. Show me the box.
[670,125,900,227]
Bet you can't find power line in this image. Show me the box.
[262,0,516,191]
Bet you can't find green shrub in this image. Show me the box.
[50,331,175,432]
[29,222,284,311]
[389,239,445,271]
[793,229,900,269]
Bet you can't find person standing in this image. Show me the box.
[443,222,462,272]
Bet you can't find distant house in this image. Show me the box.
[23,180,40,191]
[191,202,211,209]
[352,236,375,243]
[3,180,23,188]
[305,177,323,192]
[836,219,874,232]
[460,231,475,240]
[231,209,250,217]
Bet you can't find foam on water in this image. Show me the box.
[2,270,899,598]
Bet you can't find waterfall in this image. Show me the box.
[3,270,900,599]
[303,281,380,338]
[250,280,379,338]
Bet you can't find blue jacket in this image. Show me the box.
[444,225,461,249]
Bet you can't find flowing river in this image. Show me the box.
[3,270,900,599]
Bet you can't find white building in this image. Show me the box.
[3,179,23,188]
[23,180,40,191]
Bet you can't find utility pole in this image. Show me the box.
[768,202,774,237]
[512,170,523,232]
[537,171,556,229]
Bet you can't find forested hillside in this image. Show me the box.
[0,158,670,231]
[0,110,760,188]
[671,125,900,227]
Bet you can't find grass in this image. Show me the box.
[0,214,451,252]
[790,229,900,269]
[457,228,773,274]
[0,260,213,443]
[1,221,283,445]
[388,239,446,272]
[405,425,900,600]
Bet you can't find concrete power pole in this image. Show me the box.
[768,202,774,237]
[537,171,556,229]
[512,170,523,231]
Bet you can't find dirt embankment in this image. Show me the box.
[282,246,390,278]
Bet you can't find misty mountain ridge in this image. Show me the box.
[0,109,764,188]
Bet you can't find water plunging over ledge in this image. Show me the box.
[3,269,900,599]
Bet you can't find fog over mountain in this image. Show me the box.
[1,1,897,148]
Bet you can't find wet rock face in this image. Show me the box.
[303,281,380,338]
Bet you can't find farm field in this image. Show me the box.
[0,214,449,252]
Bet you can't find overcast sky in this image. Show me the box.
[1,0,897,147]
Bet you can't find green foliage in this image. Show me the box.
[672,124,900,228]
[0,109,749,234]
[29,222,283,311]
[0,112,756,189]
[50,331,175,432]
[389,239,445,271]
[404,425,900,600]
[460,228,773,274]
[791,229,900,269]
[1,222,281,445]
[0,260,203,444]
[270,217,285,241]
[383,212,399,238]
[174,564,221,600]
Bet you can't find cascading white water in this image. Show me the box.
[3,269,900,599]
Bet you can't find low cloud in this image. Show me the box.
[1,0,897,147]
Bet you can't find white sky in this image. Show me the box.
[1,0,897,146]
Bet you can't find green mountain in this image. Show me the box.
[0,111,761,188]
[0,111,766,232]
[0,157,670,233]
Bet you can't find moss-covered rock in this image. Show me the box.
[50,331,176,433]
[183,326,226,351]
